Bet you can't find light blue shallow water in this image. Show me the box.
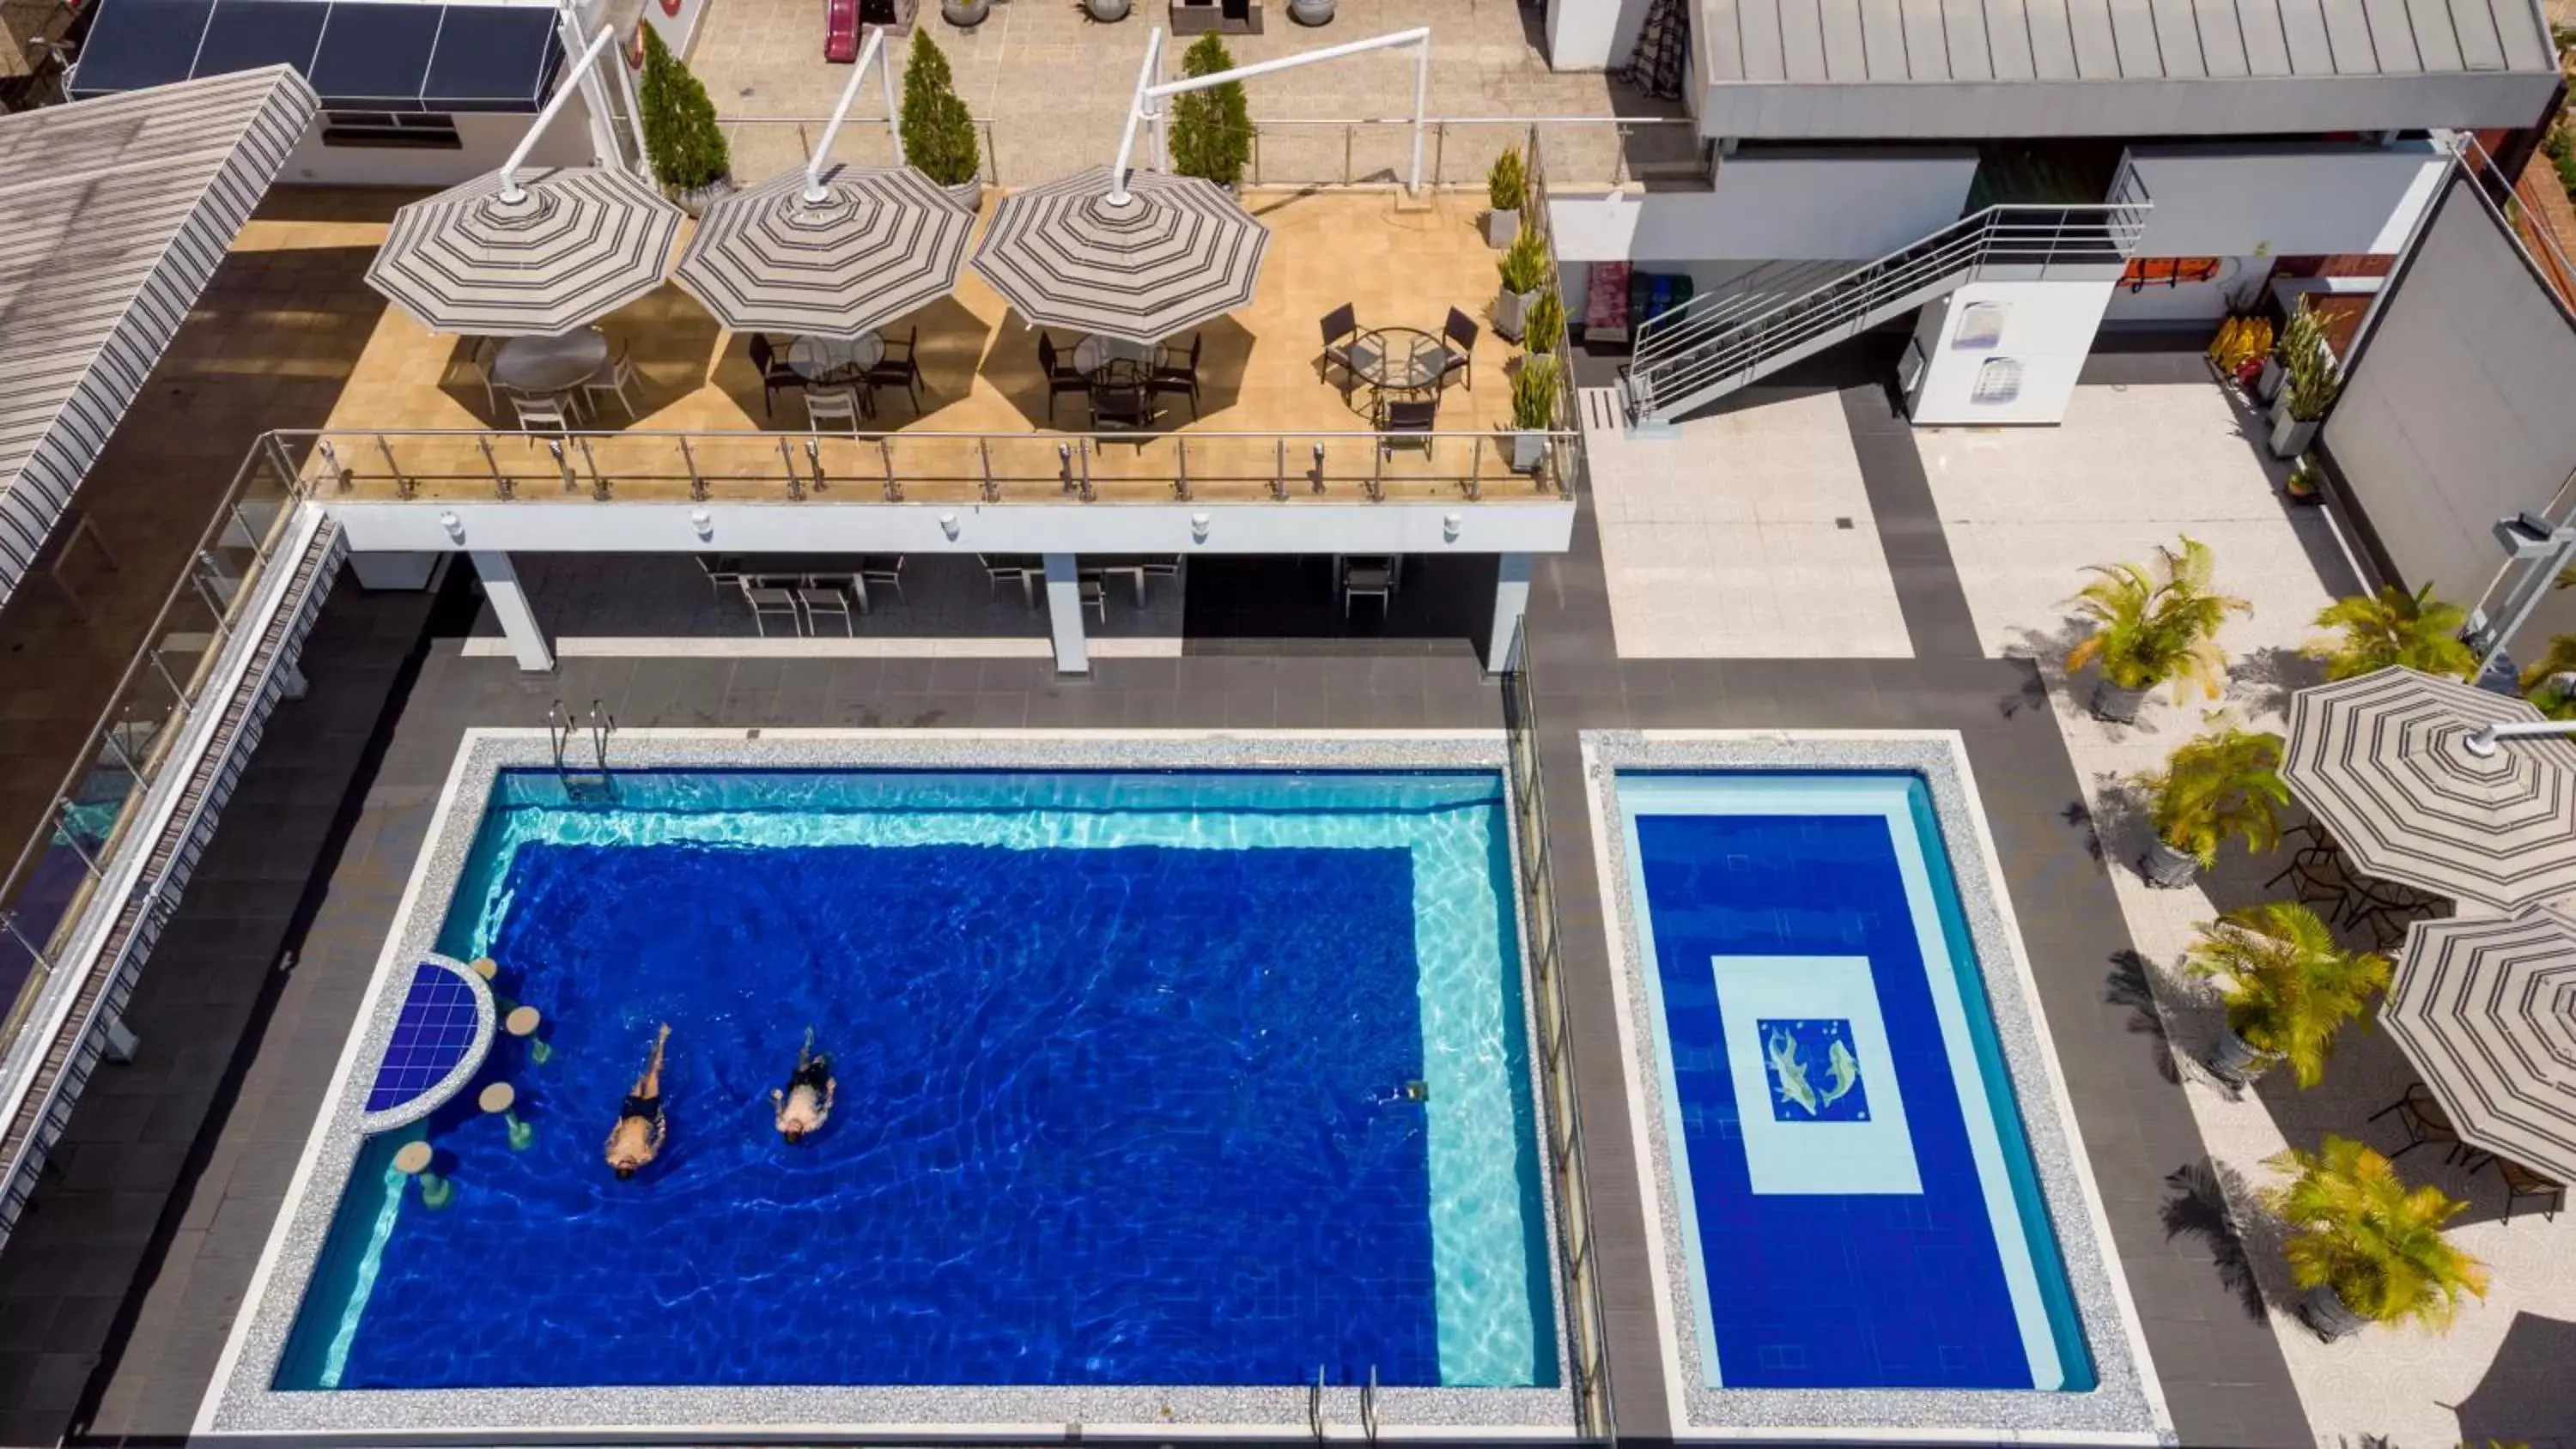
[281,769,1556,1391]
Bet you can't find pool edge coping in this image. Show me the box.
[197,728,1585,1442]
[1578,730,2177,1447]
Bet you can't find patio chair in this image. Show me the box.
[1036,334,1089,425]
[747,334,802,419]
[740,579,805,636]
[979,554,1039,606]
[798,582,856,635]
[1376,396,1439,458]
[1150,333,1202,419]
[466,336,503,413]
[580,338,644,421]
[695,554,744,599]
[1077,573,1109,621]
[2369,1083,2464,1163]
[508,391,573,433]
[1319,303,1360,394]
[859,555,906,608]
[1437,307,1479,392]
[2496,1158,2565,1223]
[805,385,864,434]
[1091,384,1156,434]
[866,327,924,416]
[1343,558,1394,619]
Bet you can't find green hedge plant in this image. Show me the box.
[640,26,729,194]
[1170,34,1252,191]
[901,31,981,189]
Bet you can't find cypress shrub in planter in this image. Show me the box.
[1169,34,1251,191]
[2263,1136,2485,1343]
[640,26,732,213]
[2063,536,2248,723]
[1485,147,1526,248]
[902,32,983,208]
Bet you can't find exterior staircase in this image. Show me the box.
[1621,181,2152,429]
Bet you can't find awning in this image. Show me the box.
[672,166,975,342]
[367,167,683,337]
[0,64,318,605]
[969,165,1267,346]
[2385,905,2576,1183]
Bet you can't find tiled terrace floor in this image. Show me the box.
[313,189,1547,506]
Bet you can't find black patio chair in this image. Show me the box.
[1376,395,1439,458]
[2497,1158,2566,1223]
[1036,333,1090,425]
[2369,1083,2465,1164]
[1320,303,1360,394]
[746,334,802,419]
[866,326,924,416]
[1091,383,1156,435]
[1150,333,1202,419]
[1437,306,1479,391]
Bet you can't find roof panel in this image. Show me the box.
[2491,0,2547,69]
[308,2,440,109]
[2239,0,2294,71]
[1820,0,1868,75]
[1859,0,1910,76]
[2451,0,2506,68]
[2319,0,2379,71]
[1741,0,1788,79]
[66,0,216,97]
[2152,0,2206,74]
[2193,0,2251,73]
[2026,0,2081,75]
[2404,0,2464,70]
[2065,0,2123,73]
[1902,0,1951,74]
[2277,0,2336,68]
[1704,0,1748,80]
[424,5,561,110]
[191,0,328,80]
[2107,0,2164,73]
[2362,0,2423,69]
[1947,0,1997,77]
[1779,0,1830,78]
[1987,0,2041,76]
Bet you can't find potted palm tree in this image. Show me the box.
[2263,1135,2487,1343]
[1485,147,1527,249]
[1494,228,1546,344]
[2306,584,2476,680]
[2270,300,2342,458]
[1510,355,1557,472]
[2522,634,2576,717]
[2134,724,2289,888]
[639,27,732,214]
[902,33,983,209]
[2184,901,2391,1087]
[2063,537,2250,724]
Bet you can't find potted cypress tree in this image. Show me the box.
[2133,724,2289,888]
[2306,584,2477,681]
[1509,354,1556,472]
[2063,537,2249,723]
[902,33,983,209]
[2263,1136,2487,1343]
[1494,228,1546,344]
[1485,147,1526,249]
[2184,902,2390,1087]
[1169,35,1251,191]
[639,26,732,215]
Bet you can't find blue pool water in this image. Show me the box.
[280,770,1554,1392]
[1617,773,2090,1393]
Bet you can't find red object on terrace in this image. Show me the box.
[825,0,859,61]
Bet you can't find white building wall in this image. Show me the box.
[1905,278,2117,426]
[1550,151,1979,263]
[281,103,597,187]
[2123,141,2445,259]
[1546,0,1653,71]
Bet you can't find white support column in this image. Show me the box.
[100,1014,140,1064]
[1486,552,1532,676]
[472,551,556,673]
[1042,553,1090,676]
[275,655,310,701]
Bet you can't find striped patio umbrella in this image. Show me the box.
[368,167,683,336]
[2385,905,2576,1181]
[671,166,975,341]
[969,165,1267,344]
[2281,666,2576,911]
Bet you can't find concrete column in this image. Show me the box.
[100,1013,140,1064]
[274,655,310,701]
[1486,553,1533,676]
[1042,554,1090,676]
[349,551,439,591]
[471,551,555,673]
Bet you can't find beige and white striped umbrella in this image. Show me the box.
[2281,666,2576,911]
[671,166,975,341]
[368,167,683,336]
[2386,905,2576,1181]
[969,165,1267,345]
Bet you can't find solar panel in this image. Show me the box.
[308,3,440,112]
[191,0,328,82]
[65,0,216,98]
[363,962,483,1114]
[424,6,562,112]
[72,0,562,113]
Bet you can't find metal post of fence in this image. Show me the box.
[1433,119,1446,187]
[1343,125,1353,186]
[878,438,899,500]
[1251,129,1261,187]
[1271,437,1286,500]
[478,435,509,498]
[550,438,574,493]
[980,437,998,501]
[681,436,705,500]
[53,800,101,879]
[377,434,411,500]
[782,437,805,500]
[1174,437,1189,500]
[230,502,268,565]
[1,912,50,973]
[188,552,230,620]
[1466,434,1483,500]
[805,437,825,494]
[1078,440,1094,501]
[580,436,609,500]
[147,647,186,705]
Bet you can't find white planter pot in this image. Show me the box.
[1494,287,1538,343]
[2269,409,2319,459]
[1288,0,1335,23]
[2208,1020,2270,1087]
[1485,207,1520,249]
[1087,0,1131,19]
[2256,355,2285,403]
[2140,837,2201,889]
[666,175,736,218]
[941,179,983,212]
[943,0,990,25]
[1510,431,1546,472]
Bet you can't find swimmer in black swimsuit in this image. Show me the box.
[771,1027,835,1144]
[605,1023,670,1179]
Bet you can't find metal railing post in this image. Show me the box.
[980,437,998,502]
[805,438,825,494]
[377,434,411,500]
[1174,437,1190,500]
[681,436,706,500]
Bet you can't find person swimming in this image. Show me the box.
[771,1027,835,1144]
[604,1023,671,1179]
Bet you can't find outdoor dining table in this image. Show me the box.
[1348,326,1445,394]
[1072,334,1156,378]
[492,327,608,394]
[788,332,884,385]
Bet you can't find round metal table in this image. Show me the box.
[788,331,884,384]
[1073,334,1156,378]
[491,328,609,394]
[1351,326,1444,392]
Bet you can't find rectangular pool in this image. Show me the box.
[284,768,1553,1392]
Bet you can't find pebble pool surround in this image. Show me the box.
[1584,732,2172,1446]
[202,731,1576,1441]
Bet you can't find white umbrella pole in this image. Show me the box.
[805,27,887,203]
[1109,27,1165,208]
[2464,718,2576,757]
[501,24,622,203]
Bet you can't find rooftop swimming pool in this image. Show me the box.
[1589,734,2166,1444]
[207,734,1575,1440]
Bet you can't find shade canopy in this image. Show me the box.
[671,166,975,341]
[2385,905,2576,1182]
[368,167,683,336]
[2281,666,2576,911]
[969,165,1267,345]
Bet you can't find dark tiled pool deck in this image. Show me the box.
[0,357,2307,1448]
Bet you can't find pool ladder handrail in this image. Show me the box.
[1362,1364,1381,1444]
[1308,1366,1325,1441]
[585,700,616,774]
[545,700,573,776]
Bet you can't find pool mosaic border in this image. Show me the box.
[1581,731,2174,1446]
[199,729,1578,1441]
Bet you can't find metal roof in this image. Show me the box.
[1694,0,2563,136]
[0,66,316,603]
